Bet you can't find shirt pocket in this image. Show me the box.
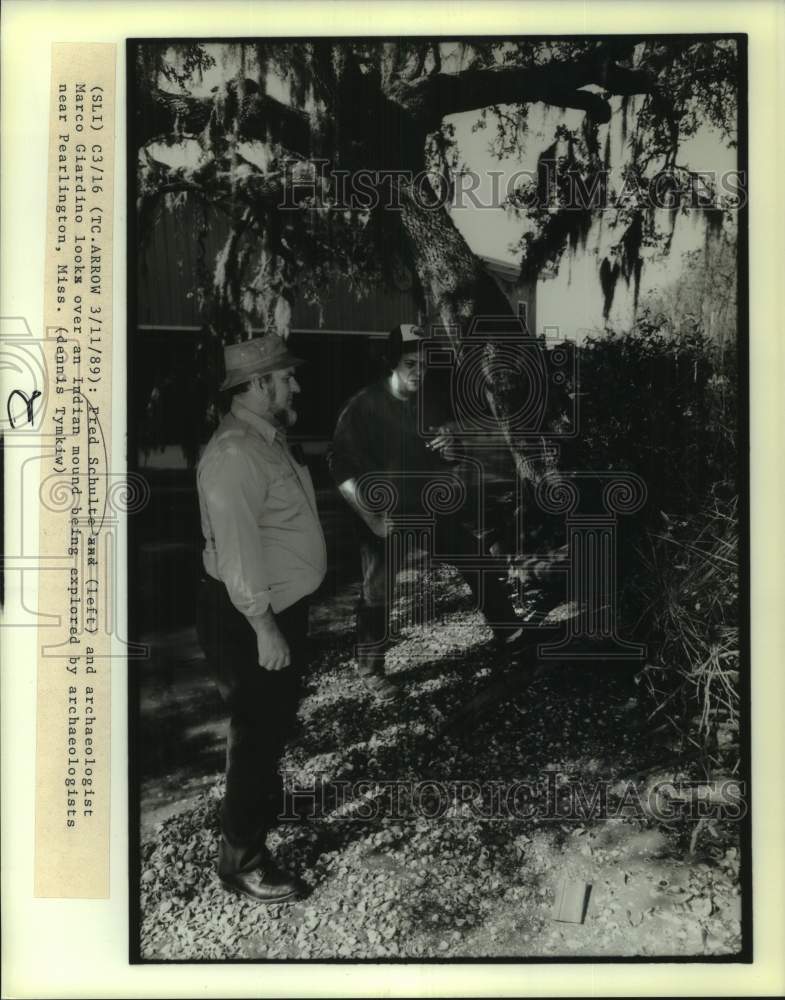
[266,466,305,517]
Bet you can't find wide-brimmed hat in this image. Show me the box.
[219,334,305,391]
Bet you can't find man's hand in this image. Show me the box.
[427,423,459,462]
[249,610,290,671]
[338,478,395,539]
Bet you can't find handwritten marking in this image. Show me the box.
[7,388,41,428]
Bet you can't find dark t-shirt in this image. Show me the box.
[330,378,453,516]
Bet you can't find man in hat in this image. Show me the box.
[196,333,326,902]
[330,324,526,701]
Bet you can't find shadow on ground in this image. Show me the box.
[137,569,744,961]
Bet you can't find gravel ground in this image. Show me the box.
[139,566,744,960]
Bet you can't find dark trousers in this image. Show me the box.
[356,514,517,668]
[196,576,309,875]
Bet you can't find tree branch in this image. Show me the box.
[135,80,314,155]
[391,58,653,128]
[137,145,321,221]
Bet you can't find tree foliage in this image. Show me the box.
[134,37,740,464]
[641,219,738,352]
[136,37,738,327]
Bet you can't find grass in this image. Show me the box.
[633,490,740,775]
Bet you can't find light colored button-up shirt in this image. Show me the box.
[197,398,327,618]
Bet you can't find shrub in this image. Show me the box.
[551,317,741,774]
[560,317,737,519]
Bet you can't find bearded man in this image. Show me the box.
[196,334,326,902]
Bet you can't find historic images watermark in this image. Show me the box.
[279,160,747,213]
[279,771,748,827]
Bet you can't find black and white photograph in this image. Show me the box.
[127,34,749,962]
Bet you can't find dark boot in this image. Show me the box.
[355,604,399,701]
[218,842,304,904]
